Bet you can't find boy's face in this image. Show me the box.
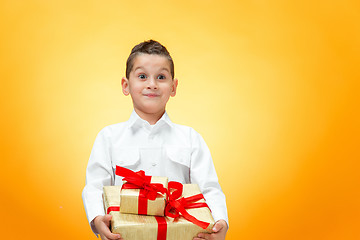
[122,54,178,118]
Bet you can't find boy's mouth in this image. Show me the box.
[143,93,159,98]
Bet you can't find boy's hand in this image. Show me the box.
[94,215,123,240]
[193,219,228,240]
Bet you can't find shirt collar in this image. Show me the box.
[127,110,173,130]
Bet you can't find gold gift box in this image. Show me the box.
[120,176,168,216]
[103,184,214,240]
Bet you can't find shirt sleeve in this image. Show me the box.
[82,127,114,235]
[189,128,229,227]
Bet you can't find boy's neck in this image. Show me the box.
[134,109,165,125]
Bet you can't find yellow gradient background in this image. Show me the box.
[1,1,359,239]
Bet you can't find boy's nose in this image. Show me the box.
[147,77,158,89]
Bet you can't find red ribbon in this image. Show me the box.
[107,206,120,214]
[165,181,210,229]
[155,216,167,240]
[116,166,167,215]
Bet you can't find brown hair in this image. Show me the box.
[126,39,174,79]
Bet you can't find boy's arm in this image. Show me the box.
[189,128,229,227]
[82,128,114,235]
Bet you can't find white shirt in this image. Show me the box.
[82,111,229,234]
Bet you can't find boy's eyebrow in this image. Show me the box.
[133,66,170,73]
[160,68,170,73]
[134,66,145,72]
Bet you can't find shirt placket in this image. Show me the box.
[139,125,162,175]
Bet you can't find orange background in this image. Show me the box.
[1,1,359,239]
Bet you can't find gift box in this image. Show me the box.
[116,166,168,216]
[120,175,168,216]
[103,184,215,240]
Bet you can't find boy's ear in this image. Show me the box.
[121,77,130,96]
[171,78,178,97]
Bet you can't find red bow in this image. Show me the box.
[165,181,210,229]
[116,166,167,200]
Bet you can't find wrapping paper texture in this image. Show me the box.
[103,184,214,240]
[120,176,168,216]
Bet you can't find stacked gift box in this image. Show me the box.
[102,166,215,240]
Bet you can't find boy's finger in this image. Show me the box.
[102,226,121,240]
[103,214,113,227]
[104,231,122,240]
[104,214,112,222]
[99,234,109,240]
[212,219,228,233]
[212,221,223,233]
[197,233,211,239]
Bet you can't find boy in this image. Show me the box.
[82,40,228,240]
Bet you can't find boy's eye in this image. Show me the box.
[157,75,166,80]
[138,74,147,79]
